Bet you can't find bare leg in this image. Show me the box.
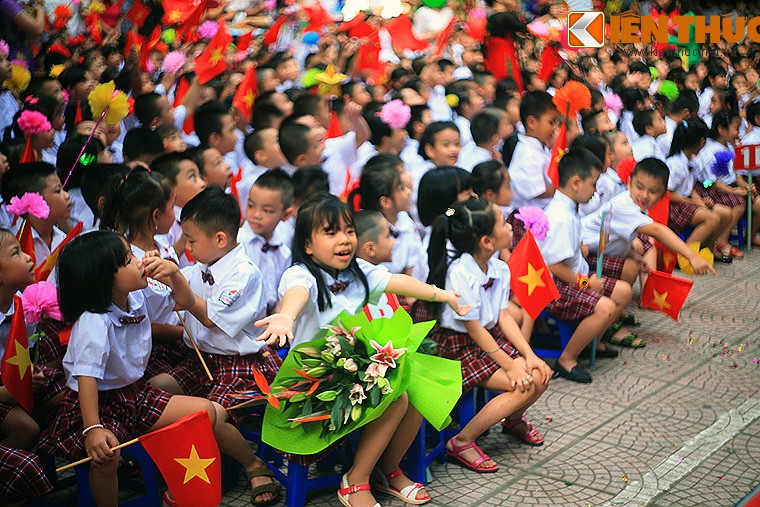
[558,297,617,371]
[377,404,428,500]
[147,373,185,395]
[0,407,39,450]
[687,207,721,246]
[89,451,120,507]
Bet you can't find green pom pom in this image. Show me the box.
[649,66,659,80]
[301,68,321,88]
[658,80,680,102]
[161,29,176,45]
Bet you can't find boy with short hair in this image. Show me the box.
[355,210,395,265]
[123,127,164,167]
[236,128,287,212]
[658,91,698,156]
[458,110,504,171]
[192,145,233,190]
[279,122,325,170]
[631,109,667,161]
[238,170,294,313]
[156,125,188,154]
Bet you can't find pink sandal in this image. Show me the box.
[445,437,499,473]
[502,416,544,446]
[338,473,380,507]
[373,468,430,504]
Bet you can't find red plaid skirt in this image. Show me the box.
[38,381,172,460]
[585,254,626,281]
[545,277,615,322]
[144,337,194,379]
[638,234,653,253]
[166,348,282,424]
[668,201,699,232]
[409,299,437,324]
[696,186,746,208]
[507,211,527,250]
[430,325,520,391]
[0,445,53,502]
[35,319,68,366]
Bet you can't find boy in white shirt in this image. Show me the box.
[236,128,287,212]
[457,111,503,171]
[631,110,667,161]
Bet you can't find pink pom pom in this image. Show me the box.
[10,59,28,69]
[515,206,550,241]
[470,8,486,18]
[604,92,623,116]
[7,192,50,219]
[235,50,247,63]
[198,20,219,40]
[22,281,63,324]
[0,40,8,58]
[17,110,52,136]
[162,51,186,75]
[146,59,155,75]
[379,100,411,130]
[265,0,276,10]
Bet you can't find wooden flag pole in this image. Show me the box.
[176,311,213,381]
[56,438,139,473]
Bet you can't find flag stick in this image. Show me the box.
[55,438,139,473]
[176,311,213,381]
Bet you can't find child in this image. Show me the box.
[400,104,432,174]
[472,160,514,213]
[256,194,468,507]
[237,128,287,212]
[55,135,108,231]
[698,66,727,119]
[350,154,421,276]
[1,162,71,268]
[447,81,486,149]
[40,230,280,506]
[194,101,239,166]
[122,127,164,168]
[536,149,633,383]
[80,163,129,233]
[192,145,233,191]
[355,210,395,265]
[239,170,295,313]
[618,88,651,145]
[694,110,751,260]
[631,110,667,162]
[156,125,188,154]
[279,121,326,170]
[572,134,612,217]
[426,198,552,472]
[666,119,731,252]
[658,91,699,157]
[599,130,633,200]
[457,111,501,172]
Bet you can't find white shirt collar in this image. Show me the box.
[205,243,246,280]
[554,190,579,213]
[107,291,145,327]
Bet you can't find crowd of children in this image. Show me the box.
[1,0,759,505]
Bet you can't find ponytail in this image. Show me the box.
[100,167,173,239]
[668,118,708,158]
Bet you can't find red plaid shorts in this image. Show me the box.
[0,444,53,502]
[545,277,616,322]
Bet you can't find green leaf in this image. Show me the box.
[302,358,323,368]
[289,393,306,404]
[301,396,313,417]
[330,402,343,430]
[369,385,381,407]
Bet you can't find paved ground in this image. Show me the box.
[42,250,760,506]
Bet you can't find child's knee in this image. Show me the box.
[611,280,632,304]
[593,297,617,320]
[705,209,720,228]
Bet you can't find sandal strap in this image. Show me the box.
[339,483,372,496]
[386,468,404,481]
[397,483,428,500]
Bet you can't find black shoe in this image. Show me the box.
[553,362,593,383]
[579,346,619,359]
[619,313,640,327]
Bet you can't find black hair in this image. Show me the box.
[418,121,460,160]
[580,109,607,134]
[291,94,324,120]
[746,102,760,128]
[152,151,198,184]
[101,167,174,238]
[81,163,130,221]
[292,194,369,312]
[558,148,602,187]
[349,157,403,212]
[628,61,649,75]
[63,99,94,134]
[155,124,181,142]
[58,230,132,322]
[470,111,500,146]
[55,134,106,190]
[444,81,473,116]
[362,102,393,147]
[619,87,649,112]
[570,133,607,166]
[427,198,496,313]
[417,166,472,227]
[632,109,657,137]
[134,92,164,127]
[1,162,57,205]
[668,118,709,157]
[702,64,727,91]
[669,89,699,116]
[709,109,740,140]
[472,160,508,197]
[244,128,276,165]
[631,157,669,188]
[250,103,286,131]
[57,66,87,90]
[519,90,556,127]
[123,127,164,161]
[292,165,329,205]
[180,186,240,240]
[279,123,312,165]
[406,104,430,138]
[253,169,294,208]
[194,101,231,146]
[355,210,386,243]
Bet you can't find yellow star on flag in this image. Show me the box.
[5,341,32,381]
[554,147,566,164]
[652,289,671,311]
[662,249,676,268]
[209,48,224,67]
[518,263,546,296]
[174,445,216,484]
[168,9,182,23]
[242,90,255,109]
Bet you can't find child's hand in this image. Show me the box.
[442,289,471,316]
[85,428,119,465]
[690,255,717,276]
[254,313,294,347]
[588,274,606,294]
[143,257,179,282]
[32,366,45,390]
[142,249,161,259]
[504,363,532,393]
[580,243,589,258]
[524,354,552,385]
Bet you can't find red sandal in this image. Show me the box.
[445,437,499,473]
[502,416,545,446]
[373,468,430,504]
[338,474,380,507]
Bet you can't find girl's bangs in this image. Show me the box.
[314,198,353,232]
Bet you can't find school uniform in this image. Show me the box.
[537,191,616,322]
[0,91,19,136]
[457,142,491,172]
[39,291,174,460]
[430,253,519,390]
[279,258,392,348]
[694,138,746,208]
[68,188,96,233]
[578,168,626,217]
[406,157,435,231]
[238,221,293,312]
[619,110,639,145]
[507,133,552,247]
[658,116,677,157]
[666,152,700,232]
[631,134,666,162]
[350,141,378,179]
[31,226,66,269]
[454,115,473,149]
[234,159,268,213]
[698,87,714,119]
[382,211,422,274]
[428,85,453,121]
[323,131,359,196]
[169,244,281,423]
[0,444,53,502]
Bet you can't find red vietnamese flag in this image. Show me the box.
[140,26,162,73]
[1,295,34,413]
[303,2,333,34]
[385,15,429,54]
[139,411,221,507]
[647,193,676,273]
[537,44,563,82]
[35,222,83,282]
[232,65,258,122]
[173,75,191,108]
[176,0,207,42]
[126,0,150,25]
[263,16,288,48]
[508,230,560,320]
[434,18,456,57]
[125,30,145,59]
[546,121,567,189]
[327,111,343,139]
[237,31,253,53]
[15,220,36,267]
[640,269,693,321]
[195,21,232,85]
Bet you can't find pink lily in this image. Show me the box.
[369,340,406,370]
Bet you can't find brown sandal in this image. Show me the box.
[247,467,280,507]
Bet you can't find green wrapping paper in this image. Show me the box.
[261,308,462,456]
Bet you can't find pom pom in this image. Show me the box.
[303,32,320,46]
[658,80,680,102]
[162,28,176,45]
[48,43,71,59]
[146,59,155,75]
[4,64,31,93]
[49,64,65,78]
[0,40,8,58]
[198,20,219,40]
[10,59,27,69]
[88,81,130,125]
[53,5,72,32]
[603,92,623,116]
[446,93,460,108]
[89,1,105,13]
[22,281,62,324]
[18,110,52,136]
[7,192,50,219]
[162,51,186,75]
[712,150,735,178]
[514,206,550,241]
[380,100,411,129]
[649,66,659,80]
[553,80,591,117]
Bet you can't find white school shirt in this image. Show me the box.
[658,116,677,157]
[0,197,11,230]
[537,191,589,275]
[31,226,66,269]
[698,87,714,119]
[235,160,268,213]
[323,131,359,196]
[694,138,737,185]
[130,241,181,326]
[238,221,293,312]
[619,110,639,145]
[508,133,553,210]
[667,152,697,197]
[279,259,392,348]
[156,205,194,268]
[454,115,473,149]
[632,134,666,162]
[0,91,19,138]
[68,188,97,233]
[406,157,435,231]
[456,142,491,172]
[63,290,162,391]
[428,85,453,121]
[350,141,378,179]
[382,212,422,274]
[579,168,626,217]
[581,191,653,257]
[412,231,455,283]
[0,295,37,359]
[181,244,267,356]
[438,253,510,333]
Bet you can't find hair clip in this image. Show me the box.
[24,96,38,105]
[445,208,455,217]
[79,153,96,166]
[682,120,688,128]
[446,94,460,109]
[702,179,714,189]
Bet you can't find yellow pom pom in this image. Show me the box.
[677,242,714,275]
[446,93,459,108]
[49,64,65,78]
[3,64,31,94]
[89,1,105,13]
[88,81,129,126]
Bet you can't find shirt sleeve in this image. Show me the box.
[509,146,549,201]
[278,264,318,301]
[539,216,576,266]
[611,195,653,238]
[68,313,110,380]
[357,259,392,301]
[447,263,480,322]
[206,262,265,338]
[499,263,511,311]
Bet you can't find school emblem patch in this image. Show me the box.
[217,289,241,307]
